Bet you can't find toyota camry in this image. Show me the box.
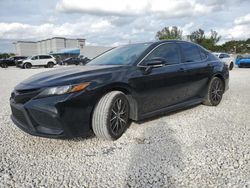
[10,40,229,140]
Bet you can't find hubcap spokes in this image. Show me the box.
[110,98,127,134]
[211,80,223,102]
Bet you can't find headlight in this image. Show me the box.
[38,82,90,97]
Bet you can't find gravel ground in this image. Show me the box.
[0,66,250,187]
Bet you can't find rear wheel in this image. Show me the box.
[92,91,130,140]
[47,62,54,68]
[203,77,224,106]
[24,63,32,69]
[229,62,234,70]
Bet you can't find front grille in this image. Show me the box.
[11,89,41,104]
[11,106,28,126]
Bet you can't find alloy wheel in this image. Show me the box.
[211,79,223,104]
[110,98,129,135]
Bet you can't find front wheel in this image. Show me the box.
[92,91,130,140]
[1,63,8,68]
[203,77,224,106]
[229,62,234,70]
[24,63,32,69]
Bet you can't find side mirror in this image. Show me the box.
[144,57,166,67]
[142,57,167,74]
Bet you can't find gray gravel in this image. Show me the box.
[0,66,250,187]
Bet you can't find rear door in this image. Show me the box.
[177,42,212,99]
[39,55,50,65]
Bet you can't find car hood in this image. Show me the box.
[15,65,124,90]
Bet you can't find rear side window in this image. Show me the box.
[220,53,230,58]
[200,49,208,60]
[180,42,202,63]
[39,55,52,59]
[145,43,180,65]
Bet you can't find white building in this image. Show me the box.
[15,41,38,56]
[14,37,86,56]
[81,46,112,59]
[14,37,112,59]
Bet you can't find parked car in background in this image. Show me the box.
[79,55,91,65]
[0,56,27,68]
[235,55,250,68]
[213,53,235,70]
[10,40,229,140]
[59,56,91,66]
[61,57,82,65]
[19,55,56,69]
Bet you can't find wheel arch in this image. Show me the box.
[24,62,32,68]
[92,83,139,121]
[211,73,226,92]
[47,61,55,65]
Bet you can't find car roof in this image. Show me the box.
[31,54,52,56]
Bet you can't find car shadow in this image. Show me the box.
[124,120,183,187]
[122,105,201,186]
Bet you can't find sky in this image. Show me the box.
[1,0,250,53]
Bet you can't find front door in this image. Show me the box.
[132,42,188,115]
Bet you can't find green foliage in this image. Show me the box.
[156,26,250,53]
[189,29,205,44]
[189,29,221,51]
[0,53,15,59]
[221,40,250,53]
[156,26,183,40]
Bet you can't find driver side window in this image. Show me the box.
[145,43,180,65]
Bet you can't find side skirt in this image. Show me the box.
[139,98,203,121]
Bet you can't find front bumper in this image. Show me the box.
[237,62,250,67]
[10,91,95,138]
[16,61,23,67]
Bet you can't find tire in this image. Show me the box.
[203,77,224,106]
[1,63,8,68]
[24,63,32,69]
[92,91,130,140]
[229,62,234,70]
[47,62,54,68]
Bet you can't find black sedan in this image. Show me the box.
[0,56,27,68]
[10,40,229,140]
[60,57,90,65]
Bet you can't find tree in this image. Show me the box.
[189,29,205,44]
[0,53,14,59]
[210,30,221,45]
[156,26,183,40]
[189,29,221,51]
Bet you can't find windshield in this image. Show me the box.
[237,55,250,60]
[87,43,152,65]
